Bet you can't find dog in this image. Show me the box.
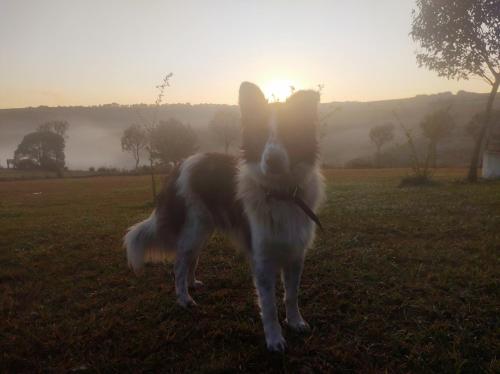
[124,82,325,352]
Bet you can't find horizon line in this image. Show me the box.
[0,89,493,111]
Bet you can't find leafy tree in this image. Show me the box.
[208,109,240,153]
[121,124,147,169]
[411,0,500,181]
[37,120,69,138]
[369,123,395,167]
[15,158,38,170]
[14,131,65,172]
[150,118,198,166]
[420,108,455,167]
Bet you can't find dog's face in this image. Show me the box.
[239,82,320,187]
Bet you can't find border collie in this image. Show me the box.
[124,82,325,352]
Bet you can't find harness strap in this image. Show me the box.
[265,187,324,232]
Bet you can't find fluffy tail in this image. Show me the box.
[123,212,169,273]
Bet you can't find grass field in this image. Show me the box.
[1,169,499,373]
[0,169,92,181]
[0,168,140,181]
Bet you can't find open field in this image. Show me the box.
[0,169,147,181]
[0,169,110,181]
[1,169,499,373]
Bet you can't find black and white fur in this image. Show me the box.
[124,82,325,352]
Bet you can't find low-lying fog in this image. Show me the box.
[0,91,497,170]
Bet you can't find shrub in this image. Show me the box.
[399,174,438,187]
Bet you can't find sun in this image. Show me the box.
[262,79,295,102]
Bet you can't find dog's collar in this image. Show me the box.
[264,186,324,232]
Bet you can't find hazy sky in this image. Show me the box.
[0,0,491,108]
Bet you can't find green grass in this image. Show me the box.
[1,169,499,373]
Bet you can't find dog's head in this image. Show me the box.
[239,81,320,188]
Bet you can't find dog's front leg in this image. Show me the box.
[283,254,310,333]
[253,259,286,352]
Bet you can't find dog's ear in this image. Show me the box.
[239,82,267,118]
[286,90,320,120]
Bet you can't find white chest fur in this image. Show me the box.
[237,163,325,258]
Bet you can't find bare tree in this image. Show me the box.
[121,124,147,169]
[411,0,500,181]
[369,123,395,167]
[133,73,173,200]
[209,109,240,153]
[420,108,455,167]
[393,111,433,185]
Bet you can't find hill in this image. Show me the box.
[0,91,498,169]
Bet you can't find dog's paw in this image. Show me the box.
[284,318,311,334]
[266,334,287,353]
[176,296,197,308]
[189,280,204,289]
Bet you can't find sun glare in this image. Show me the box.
[262,79,295,102]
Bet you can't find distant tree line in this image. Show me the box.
[349,105,495,171]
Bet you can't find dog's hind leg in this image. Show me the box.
[188,245,206,289]
[174,216,212,307]
[282,253,310,333]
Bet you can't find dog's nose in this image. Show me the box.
[265,154,286,175]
